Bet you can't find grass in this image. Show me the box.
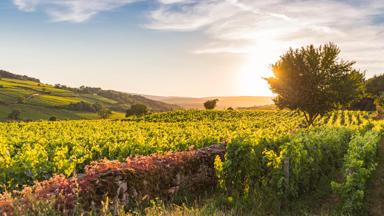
[28,94,81,106]
[0,78,127,121]
[137,188,342,216]
[42,191,339,215]
[80,93,118,104]
[0,104,99,120]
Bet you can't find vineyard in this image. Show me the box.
[0,110,383,215]
[0,110,300,189]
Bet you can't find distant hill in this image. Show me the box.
[0,71,178,121]
[144,95,274,109]
[0,70,40,83]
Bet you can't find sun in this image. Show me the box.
[236,40,283,96]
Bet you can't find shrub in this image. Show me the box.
[65,101,101,112]
[8,110,21,120]
[366,73,384,97]
[204,99,219,110]
[98,108,112,119]
[350,97,376,111]
[49,116,57,121]
[126,104,148,117]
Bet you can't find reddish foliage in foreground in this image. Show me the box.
[0,144,225,215]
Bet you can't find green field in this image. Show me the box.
[0,78,176,121]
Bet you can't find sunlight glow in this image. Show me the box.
[236,39,283,96]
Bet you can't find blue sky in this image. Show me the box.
[0,0,383,97]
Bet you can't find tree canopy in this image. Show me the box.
[204,99,219,110]
[266,43,365,126]
[366,74,384,97]
[126,104,148,117]
[98,108,112,119]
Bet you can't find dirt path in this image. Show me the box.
[26,93,39,100]
[366,138,384,216]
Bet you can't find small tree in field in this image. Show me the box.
[98,108,112,119]
[204,99,219,110]
[8,110,21,120]
[266,43,364,126]
[126,104,148,117]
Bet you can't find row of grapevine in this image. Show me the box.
[216,123,382,214]
[0,110,375,196]
[128,110,298,123]
[0,110,380,214]
[332,130,381,214]
[0,110,302,190]
[318,110,371,127]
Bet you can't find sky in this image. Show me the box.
[0,0,383,97]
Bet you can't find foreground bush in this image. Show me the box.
[217,127,355,214]
[332,130,381,214]
[0,144,225,215]
[217,125,384,214]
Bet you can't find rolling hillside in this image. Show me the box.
[0,72,178,121]
[144,95,274,109]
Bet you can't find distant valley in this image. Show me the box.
[0,70,275,121]
[144,95,274,109]
[0,70,178,121]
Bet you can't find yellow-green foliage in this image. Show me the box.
[218,113,381,214]
[332,130,381,214]
[0,109,380,215]
[0,110,303,190]
[0,110,375,201]
[214,155,224,189]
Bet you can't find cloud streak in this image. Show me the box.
[147,0,384,75]
[13,0,139,22]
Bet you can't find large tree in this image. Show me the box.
[266,43,365,126]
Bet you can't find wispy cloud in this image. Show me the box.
[147,0,384,75]
[13,0,39,12]
[13,0,139,22]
